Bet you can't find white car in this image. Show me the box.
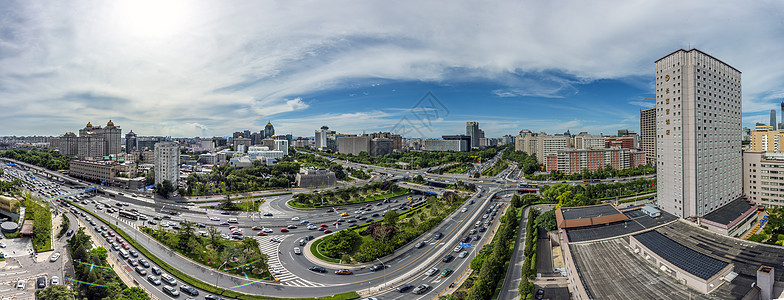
[50,252,61,262]
[453,246,463,252]
[424,267,439,276]
[209,217,220,221]
[291,217,300,221]
[15,280,25,289]
[272,266,282,275]
[0,241,6,248]
[461,207,467,213]
[262,228,273,233]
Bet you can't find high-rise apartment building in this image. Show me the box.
[535,134,570,163]
[656,49,742,218]
[514,130,537,156]
[125,130,137,154]
[57,121,122,158]
[771,110,778,130]
[641,108,656,165]
[573,134,605,150]
[314,126,335,150]
[154,141,179,188]
[750,125,784,152]
[466,122,480,149]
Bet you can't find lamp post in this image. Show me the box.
[375,257,386,290]
[215,261,229,293]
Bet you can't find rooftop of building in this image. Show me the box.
[556,204,628,229]
[565,207,678,243]
[569,238,744,300]
[633,230,730,280]
[655,48,741,74]
[702,197,755,226]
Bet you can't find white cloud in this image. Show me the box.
[628,101,656,109]
[1,0,783,136]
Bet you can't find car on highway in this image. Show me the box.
[135,266,147,276]
[128,258,139,267]
[442,254,454,263]
[256,231,267,236]
[369,264,386,272]
[440,268,453,277]
[412,284,430,294]
[458,250,469,258]
[478,226,487,232]
[151,267,161,276]
[323,229,333,234]
[252,226,263,230]
[453,245,463,252]
[263,213,273,216]
[180,285,199,296]
[396,283,413,293]
[307,225,318,230]
[433,232,443,240]
[340,212,349,217]
[280,228,289,232]
[293,247,301,255]
[309,266,327,273]
[162,286,179,297]
[462,236,471,243]
[287,224,298,229]
[415,241,425,249]
[209,216,220,221]
[425,267,439,276]
[334,269,352,275]
[300,220,310,224]
[139,259,150,268]
[461,207,468,213]
[129,250,138,257]
[262,228,273,233]
[298,239,307,246]
[205,295,224,300]
[49,252,61,262]
[291,217,300,221]
[473,235,480,241]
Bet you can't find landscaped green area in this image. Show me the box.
[68,201,358,300]
[317,191,465,263]
[749,208,784,245]
[0,148,71,171]
[445,180,478,193]
[12,192,53,252]
[519,207,540,299]
[290,181,408,208]
[502,147,541,176]
[303,146,501,169]
[57,215,70,238]
[539,179,656,207]
[432,162,475,174]
[346,167,370,180]
[142,222,270,279]
[179,192,292,203]
[481,160,508,177]
[200,195,265,212]
[184,160,299,196]
[63,228,149,300]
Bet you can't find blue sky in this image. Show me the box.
[1,0,783,138]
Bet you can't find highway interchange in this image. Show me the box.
[0,153,654,299]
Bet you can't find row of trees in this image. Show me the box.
[308,146,501,169]
[346,167,370,180]
[292,180,403,207]
[143,221,270,279]
[539,179,656,207]
[462,205,520,299]
[502,147,541,175]
[519,208,540,299]
[293,152,349,181]
[184,160,299,196]
[0,148,71,171]
[527,164,657,181]
[432,162,475,174]
[59,228,149,300]
[481,160,508,177]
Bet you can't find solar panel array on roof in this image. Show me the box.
[633,231,729,280]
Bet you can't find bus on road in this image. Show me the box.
[119,210,139,220]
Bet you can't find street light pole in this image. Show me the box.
[376,258,386,290]
[215,261,229,293]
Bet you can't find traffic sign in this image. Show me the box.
[459,243,472,249]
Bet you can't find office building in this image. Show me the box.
[743,151,784,208]
[772,110,778,131]
[370,138,393,156]
[368,132,403,150]
[264,121,275,139]
[232,137,252,153]
[544,147,645,174]
[514,130,537,155]
[421,139,468,152]
[536,134,570,163]
[750,125,784,152]
[274,139,289,156]
[443,135,472,148]
[154,141,179,188]
[338,135,370,156]
[605,135,638,149]
[641,108,657,165]
[314,126,336,150]
[213,137,227,148]
[125,131,137,153]
[573,134,605,150]
[656,49,743,219]
[295,167,337,188]
[466,121,480,149]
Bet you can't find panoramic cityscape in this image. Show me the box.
[2,1,784,300]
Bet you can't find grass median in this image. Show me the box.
[65,200,358,300]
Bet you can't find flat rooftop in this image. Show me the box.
[556,204,628,229]
[569,238,745,300]
[633,230,729,280]
[703,197,755,225]
[565,207,677,243]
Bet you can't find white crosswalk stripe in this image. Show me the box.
[251,236,326,287]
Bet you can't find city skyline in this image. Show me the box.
[2,1,784,138]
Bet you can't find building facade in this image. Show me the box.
[421,139,468,152]
[743,151,784,208]
[125,130,137,153]
[749,125,784,152]
[544,148,645,174]
[295,167,337,187]
[641,107,656,165]
[466,121,480,149]
[573,134,605,150]
[337,135,370,156]
[154,141,179,188]
[232,138,251,153]
[536,134,570,164]
[514,130,538,156]
[656,49,743,218]
[604,136,638,149]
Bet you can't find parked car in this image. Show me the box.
[50,276,59,285]
[37,277,46,289]
[49,252,61,262]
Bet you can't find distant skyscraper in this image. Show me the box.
[640,108,656,165]
[125,130,137,154]
[656,49,742,218]
[264,121,275,139]
[466,122,480,149]
[154,141,179,188]
[771,110,777,130]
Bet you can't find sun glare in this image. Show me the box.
[114,0,191,38]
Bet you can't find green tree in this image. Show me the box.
[534,209,557,231]
[35,284,77,299]
[219,195,238,211]
[155,180,174,198]
[117,287,151,300]
[207,226,222,250]
[177,221,197,251]
[383,210,399,227]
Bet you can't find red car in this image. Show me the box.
[320,224,328,228]
[323,229,332,234]
[332,221,342,226]
[280,228,289,232]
